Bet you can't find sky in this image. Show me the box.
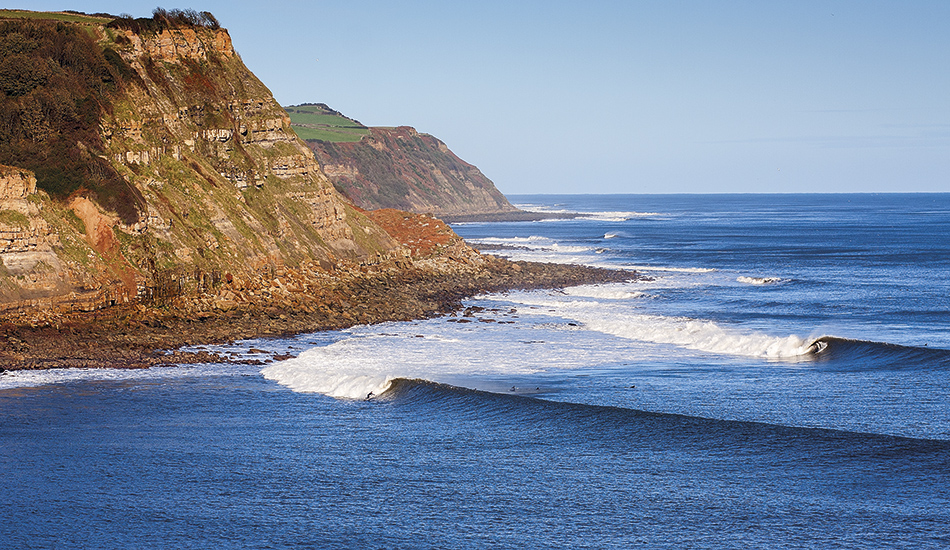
[12,1,950,194]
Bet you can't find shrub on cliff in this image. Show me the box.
[0,18,144,223]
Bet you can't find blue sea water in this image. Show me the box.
[2,194,949,549]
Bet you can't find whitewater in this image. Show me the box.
[259,283,823,400]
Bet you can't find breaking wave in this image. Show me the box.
[265,310,936,400]
[561,286,651,300]
[810,337,950,370]
[539,303,820,359]
[261,286,836,400]
[0,363,258,391]
[259,321,590,400]
[623,265,718,274]
[512,204,662,222]
[468,236,592,254]
[738,276,784,285]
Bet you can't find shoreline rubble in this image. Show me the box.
[0,255,636,372]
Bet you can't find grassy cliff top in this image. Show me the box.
[0,9,114,24]
[284,103,370,142]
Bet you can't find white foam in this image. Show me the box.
[260,315,638,399]
[561,285,650,300]
[506,288,817,359]
[510,204,573,215]
[468,236,609,267]
[529,253,615,268]
[468,236,592,254]
[511,204,662,221]
[0,363,256,390]
[585,211,662,222]
[737,276,784,285]
[469,236,550,247]
[260,325,532,399]
[623,265,718,274]
[263,280,821,400]
[469,238,717,274]
[585,313,815,358]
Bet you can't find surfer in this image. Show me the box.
[366,391,374,400]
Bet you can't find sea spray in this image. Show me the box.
[260,321,565,399]
[504,285,819,359]
[511,203,662,221]
[263,283,825,399]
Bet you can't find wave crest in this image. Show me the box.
[509,291,818,360]
[585,313,818,358]
[737,276,784,285]
[810,336,950,369]
[513,205,662,222]
[261,358,395,399]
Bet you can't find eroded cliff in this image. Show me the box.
[287,104,521,220]
[0,12,405,317]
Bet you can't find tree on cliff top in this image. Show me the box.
[106,8,220,34]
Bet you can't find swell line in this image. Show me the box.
[811,336,950,369]
[382,378,950,452]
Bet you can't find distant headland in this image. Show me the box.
[285,104,576,223]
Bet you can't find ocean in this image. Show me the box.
[2,194,948,549]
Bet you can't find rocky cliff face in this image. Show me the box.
[304,124,520,220]
[100,25,395,259]
[0,12,634,369]
[0,14,403,316]
[0,167,67,301]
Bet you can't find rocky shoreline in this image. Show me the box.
[0,256,636,371]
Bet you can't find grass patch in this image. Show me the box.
[291,126,369,142]
[284,103,369,143]
[64,209,86,234]
[0,209,29,228]
[0,10,113,24]
[42,208,94,267]
[285,112,358,127]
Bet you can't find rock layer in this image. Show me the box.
[0,15,400,317]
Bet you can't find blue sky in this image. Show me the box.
[14,1,950,194]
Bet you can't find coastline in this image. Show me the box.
[0,256,635,371]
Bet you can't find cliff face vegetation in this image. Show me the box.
[0,11,402,315]
[287,104,519,220]
[0,12,141,221]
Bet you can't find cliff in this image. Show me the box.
[0,11,634,369]
[286,104,521,221]
[0,11,406,317]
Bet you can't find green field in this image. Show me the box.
[285,104,370,143]
[0,9,113,24]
